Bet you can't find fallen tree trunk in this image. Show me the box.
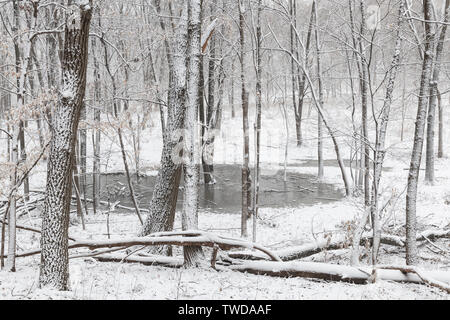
[375,265,450,293]
[6,231,281,262]
[94,253,183,268]
[231,260,450,286]
[70,232,281,262]
[228,230,449,261]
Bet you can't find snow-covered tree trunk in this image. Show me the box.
[140,4,188,242]
[183,0,204,266]
[296,1,315,148]
[202,3,217,185]
[405,0,435,266]
[313,1,324,180]
[289,0,299,146]
[370,2,404,264]
[6,0,39,272]
[359,0,371,207]
[425,0,449,184]
[91,32,101,215]
[39,2,92,290]
[437,89,443,158]
[238,0,251,238]
[252,0,263,243]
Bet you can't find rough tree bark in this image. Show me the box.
[252,0,262,243]
[140,4,188,239]
[202,3,217,185]
[425,0,449,183]
[359,0,371,207]
[238,0,251,238]
[39,1,92,290]
[183,0,204,266]
[406,0,435,266]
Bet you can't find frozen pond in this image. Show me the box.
[86,164,344,214]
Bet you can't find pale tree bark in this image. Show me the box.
[425,0,449,183]
[313,0,324,179]
[40,1,92,290]
[289,0,299,146]
[252,0,262,243]
[91,28,101,215]
[140,5,188,241]
[230,57,236,118]
[347,0,365,192]
[202,2,217,185]
[296,1,315,148]
[239,0,251,238]
[406,0,436,266]
[437,88,443,158]
[359,0,371,207]
[6,0,39,272]
[370,2,404,265]
[183,0,204,266]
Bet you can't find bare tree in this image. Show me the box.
[183,0,204,266]
[405,0,436,266]
[425,0,449,183]
[140,2,188,240]
[370,1,404,264]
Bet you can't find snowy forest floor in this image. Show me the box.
[0,96,449,299]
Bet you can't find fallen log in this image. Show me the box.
[375,265,450,293]
[230,260,450,286]
[6,231,281,262]
[71,233,281,262]
[228,230,449,262]
[94,253,183,268]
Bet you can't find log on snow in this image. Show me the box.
[228,230,449,262]
[231,260,450,286]
[7,231,281,262]
[94,253,183,268]
[71,233,281,262]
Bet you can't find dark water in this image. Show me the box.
[289,159,392,171]
[85,164,344,214]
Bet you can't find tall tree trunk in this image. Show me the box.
[230,58,236,118]
[91,34,101,215]
[253,0,262,243]
[39,2,92,290]
[289,0,299,146]
[296,1,315,148]
[359,0,371,207]
[183,0,204,266]
[437,89,443,158]
[239,0,250,238]
[370,2,404,264]
[313,1,324,179]
[202,3,216,185]
[406,0,435,266]
[425,0,449,183]
[140,4,188,243]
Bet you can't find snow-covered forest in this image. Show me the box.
[0,0,449,300]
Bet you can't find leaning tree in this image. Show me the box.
[39,0,93,290]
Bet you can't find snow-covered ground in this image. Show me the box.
[0,96,449,299]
